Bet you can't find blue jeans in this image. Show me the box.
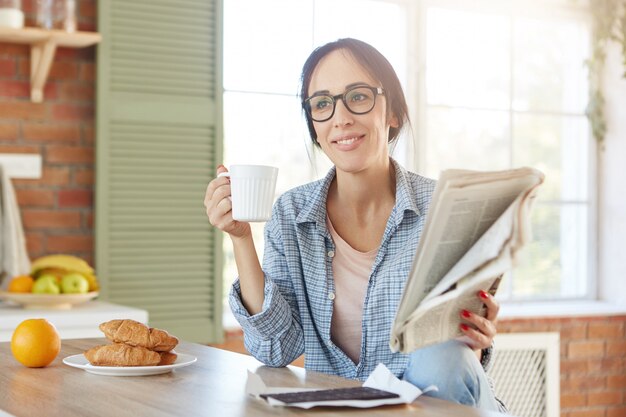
[402,340,500,410]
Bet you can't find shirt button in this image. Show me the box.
[328,292,335,300]
[327,250,335,258]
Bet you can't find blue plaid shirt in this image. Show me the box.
[229,159,436,381]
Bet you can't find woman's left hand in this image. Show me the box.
[459,290,499,350]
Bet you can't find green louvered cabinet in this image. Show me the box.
[95,0,224,343]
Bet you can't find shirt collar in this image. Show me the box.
[392,159,421,220]
[295,166,335,228]
[295,158,421,227]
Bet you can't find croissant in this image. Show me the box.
[99,319,179,352]
[158,351,178,366]
[85,343,161,367]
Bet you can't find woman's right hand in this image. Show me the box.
[204,165,252,239]
[205,165,265,314]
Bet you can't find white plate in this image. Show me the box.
[63,353,197,376]
[0,291,99,310]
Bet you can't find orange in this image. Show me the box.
[11,319,61,368]
[7,275,35,293]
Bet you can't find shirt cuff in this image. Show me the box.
[228,276,293,340]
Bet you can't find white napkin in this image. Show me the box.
[247,363,437,409]
[0,164,31,289]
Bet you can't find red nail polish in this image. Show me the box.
[479,290,489,299]
[460,324,469,331]
[462,310,471,318]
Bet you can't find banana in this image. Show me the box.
[82,272,100,292]
[31,255,94,275]
[31,255,99,292]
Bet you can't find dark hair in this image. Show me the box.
[299,38,409,147]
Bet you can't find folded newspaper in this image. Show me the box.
[390,167,545,353]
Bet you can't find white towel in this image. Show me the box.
[0,164,31,290]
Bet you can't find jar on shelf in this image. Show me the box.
[0,0,24,29]
[35,0,76,32]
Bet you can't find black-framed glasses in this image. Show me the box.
[303,85,385,122]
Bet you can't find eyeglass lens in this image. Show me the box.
[308,86,380,122]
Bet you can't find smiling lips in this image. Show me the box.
[333,134,364,146]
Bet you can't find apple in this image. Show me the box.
[60,273,89,294]
[32,274,61,295]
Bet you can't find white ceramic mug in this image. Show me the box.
[218,164,278,222]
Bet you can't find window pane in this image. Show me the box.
[426,8,510,109]
[513,114,589,201]
[512,203,588,299]
[425,108,510,176]
[425,5,593,302]
[513,17,590,113]
[223,0,313,94]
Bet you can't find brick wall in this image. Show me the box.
[499,315,626,417]
[0,0,97,266]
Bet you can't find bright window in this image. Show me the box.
[420,2,593,301]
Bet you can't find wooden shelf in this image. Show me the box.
[0,27,101,102]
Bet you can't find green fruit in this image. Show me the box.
[60,273,89,294]
[32,275,61,295]
[30,254,99,292]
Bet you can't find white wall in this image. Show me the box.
[599,42,626,304]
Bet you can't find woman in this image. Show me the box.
[205,38,503,410]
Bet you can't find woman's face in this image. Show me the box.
[308,49,397,175]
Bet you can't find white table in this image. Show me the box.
[0,300,148,342]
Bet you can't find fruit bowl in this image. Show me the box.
[0,291,99,310]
